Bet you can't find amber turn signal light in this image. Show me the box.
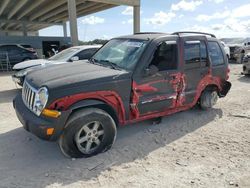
[46,128,55,135]
[42,109,61,118]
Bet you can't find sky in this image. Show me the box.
[39,0,250,41]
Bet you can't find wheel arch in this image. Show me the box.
[69,99,119,126]
[203,84,220,92]
[196,83,220,104]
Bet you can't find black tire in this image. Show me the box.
[59,108,117,158]
[199,90,218,110]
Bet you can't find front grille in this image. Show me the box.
[22,81,37,111]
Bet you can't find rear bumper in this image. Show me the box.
[13,94,70,141]
[219,81,231,97]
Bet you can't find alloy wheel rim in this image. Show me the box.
[75,121,104,154]
[211,91,218,106]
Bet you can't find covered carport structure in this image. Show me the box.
[0,0,141,45]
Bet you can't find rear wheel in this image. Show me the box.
[199,90,218,110]
[59,108,117,158]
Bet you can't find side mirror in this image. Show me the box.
[70,56,79,62]
[145,65,159,76]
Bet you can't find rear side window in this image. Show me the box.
[184,41,208,64]
[200,41,208,61]
[208,41,225,66]
[184,41,200,64]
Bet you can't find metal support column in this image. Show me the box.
[22,23,27,36]
[133,5,140,34]
[67,0,78,46]
[63,22,67,37]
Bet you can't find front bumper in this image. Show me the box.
[13,94,70,141]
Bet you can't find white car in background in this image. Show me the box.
[12,45,101,86]
[221,41,230,60]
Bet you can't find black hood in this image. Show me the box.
[26,61,129,89]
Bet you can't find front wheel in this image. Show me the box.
[59,108,117,158]
[199,90,218,110]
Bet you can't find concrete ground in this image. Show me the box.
[0,64,249,188]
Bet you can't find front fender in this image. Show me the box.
[67,99,119,126]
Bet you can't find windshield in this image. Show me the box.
[91,39,149,70]
[49,48,79,61]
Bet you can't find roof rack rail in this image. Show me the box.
[134,32,166,35]
[172,31,216,38]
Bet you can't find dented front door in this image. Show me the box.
[131,40,182,118]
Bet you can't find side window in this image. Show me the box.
[200,41,208,62]
[184,41,200,64]
[77,49,98,60]
[150,41,178,71]
[208,41,225,66]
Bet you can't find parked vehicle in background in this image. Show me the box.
[229,45,240,61]
[19,44,36,52]
[233,46,246,64]
[244,42,250,51]
[13,32,231,158]
[0,44,38,67]
[12,45,101,86]
[242,52,250,75]
[229,42,250,64]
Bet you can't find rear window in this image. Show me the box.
[208,41,225,66]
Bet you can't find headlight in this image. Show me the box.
[38,87,48,106]
[15,69,29,77]
[34,87,49,116]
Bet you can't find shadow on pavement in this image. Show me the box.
[0,107,223,187]
[238,75,250,83]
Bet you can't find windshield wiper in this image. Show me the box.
[98,59,122,70]
[89,58,98,64]
[89,58,106,67]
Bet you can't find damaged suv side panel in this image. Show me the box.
[13,32,231,158]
